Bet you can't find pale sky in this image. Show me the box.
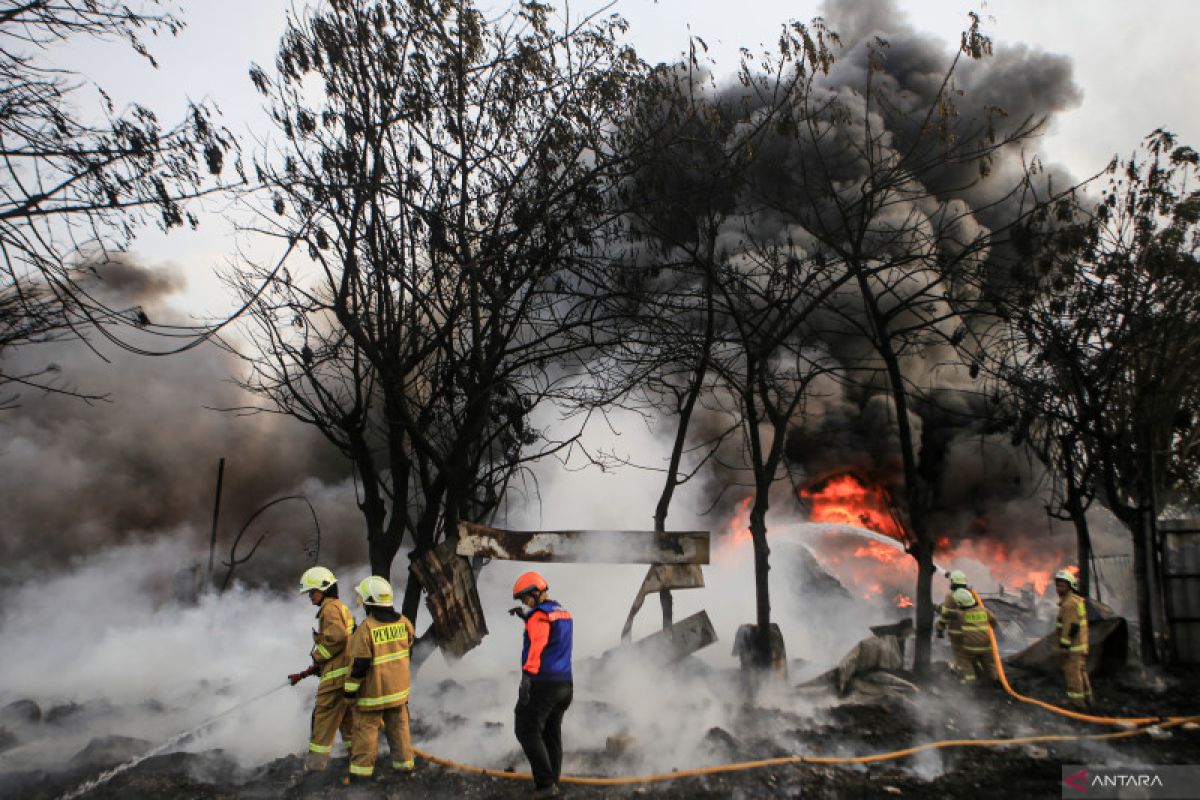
[54,0,1200,319]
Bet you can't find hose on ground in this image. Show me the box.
[411,715,1197,786]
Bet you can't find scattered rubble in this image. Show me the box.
[1,662,1197,799]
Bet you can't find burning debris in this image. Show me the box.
[801,474,908,543]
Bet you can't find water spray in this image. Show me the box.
[814,525,948,575]
[56,682,289,800]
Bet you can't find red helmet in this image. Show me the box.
[512,571,548,599]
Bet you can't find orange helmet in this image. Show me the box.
[512,571,548,599]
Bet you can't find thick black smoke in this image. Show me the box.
[667,0,1085,569]
[0,257,365,585]
[782,0,1081,543]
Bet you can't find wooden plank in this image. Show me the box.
[604,610,718,665]
[409,540,488,660]
[621,564,706,640]
[456,522,710,565]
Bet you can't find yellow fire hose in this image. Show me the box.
[973,591,1191,727]
[410,598,1198,786]
[411,717,1198,786]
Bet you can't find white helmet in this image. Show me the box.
[953,588,977,608]
[947,569,968,587]
[1054,569,1078,590]
[298,566,337,594]
[355,575,394,607]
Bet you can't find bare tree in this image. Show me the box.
[978,129,1200,662]
[740,14,1060,673]
[230,0,648,622]
[0,1,238,403]
[607,22,849,662]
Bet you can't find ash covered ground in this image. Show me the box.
[4,659,1198,800]
[1,537,1192,800]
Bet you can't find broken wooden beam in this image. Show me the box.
[592,610,718,668]
[629,610,718,663]
[456,522,710,565]
[409,540,489,660]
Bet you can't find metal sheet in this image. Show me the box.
[456,522,710,565]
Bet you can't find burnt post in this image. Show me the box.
[205,457,225,591]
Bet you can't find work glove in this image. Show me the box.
[508,606,527,620]
[288,664,319,685]
[343,690,358,706]
[518,672,532,707]
[936,628,945,639]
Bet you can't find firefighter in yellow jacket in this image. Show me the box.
[936,570,970,673]
[343,576,416,783]
[288,566,356,771]
[1054,568,1092,708]
[955,588,998,684]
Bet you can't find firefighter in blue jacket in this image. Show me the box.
[511,571,573,799]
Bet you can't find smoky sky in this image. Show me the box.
[789,0,1081,531]
[659,0,1084,558]
[0,257,366,583]
[0,0,1091,585]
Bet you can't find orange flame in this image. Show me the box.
[719,472,1070,601]
[728,497,752,545]
[943,536,1063,595]
[800,474,906,541]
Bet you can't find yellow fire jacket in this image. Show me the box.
[344,611,415,710]
[1057,590,1089,654]
[311,597,356,696]
[960,604,997,654]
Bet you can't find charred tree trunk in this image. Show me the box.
[652,266,715,630]
[402,482,444,623]
[1108,499,1158,665]
[855,269,935,674]
[749,501,772,663]
[1067,497,1092,598]
[400,572,423,623]
[355,443,392,579]
[1129,511,1159,665]
[367,516,401,579]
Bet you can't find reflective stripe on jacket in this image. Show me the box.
[311,597,355,695]
[960,604,996,654]
[521,600,573,682]
[1057,590,1089,654]
[344,613,415,709]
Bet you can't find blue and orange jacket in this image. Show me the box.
[521,600,573,682]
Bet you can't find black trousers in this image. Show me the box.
[514,680,573,789]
